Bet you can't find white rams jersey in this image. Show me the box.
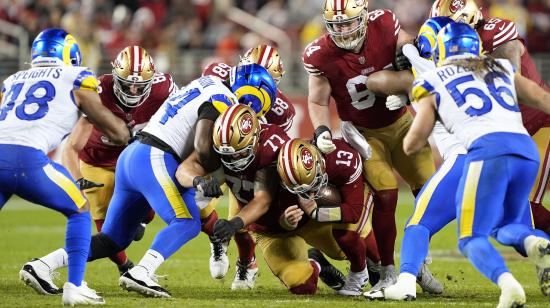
[412,58,527,150]
[0,65,98,154]
[404,44,466,160]
[144,75,237,158]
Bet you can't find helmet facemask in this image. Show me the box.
[215,134,260,172]
[111,46,155,108]
[113,75,153,108]
[325,9,368,50]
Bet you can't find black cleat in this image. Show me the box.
[19,259,62,295]
[308,248,345,291]
[119,266,171,298]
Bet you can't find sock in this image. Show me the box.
[497,272,517,290]
[150,217,201,259]
[372,189,398,266]
[459,237,509,284]
[94,219,128,266]
[400,225,430,276]
[137,249,165,275]
[65,211,92,286]
[398,272,416,285]
[40,248,69,270]
[531,201,550,235]
[234,231,256,264]
[364,231,380,263]
[201,210,218,237]
[332,229,366,272]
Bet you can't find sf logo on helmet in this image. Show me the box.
[239,114,253,135]
[301,148,314,170]
[450,0,466,13]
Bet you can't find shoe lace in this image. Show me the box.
[236,262,249,281]
[150,273,168,283]
[212,241,224,261]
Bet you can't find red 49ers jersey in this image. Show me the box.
[79,73,176,168]
[202,62,296,132]
[324,139,364,223]
[477,18,550,135]
[302,9,406,129]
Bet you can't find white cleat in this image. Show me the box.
[417,262,443,294]
[209,238,229,280]
[369,265,397,292]
[337,267,369,296]
[527,238,550,296]
[62,282,105,306]
[231,259,259,290]
[497,281,526,308]
[119,265,171,298]
[364,276,416,301]
[19,258,61,295]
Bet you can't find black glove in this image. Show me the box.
[76,178,104,190]
[193,176,223,198]
[213,217,244,241]
[394,47,412,71]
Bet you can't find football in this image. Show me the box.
[316,184,342,208]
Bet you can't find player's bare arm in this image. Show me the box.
[492,40,524,73]
[403,95,437,155]
[61,117,93,180]
[74,89,130,145]
[175,151,207,187]
[396,28,414,49]
[307,74,332,129]
[515,74,550,115]
[366,70,414,96]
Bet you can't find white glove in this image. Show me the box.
[386,94,408,111]
[314,125,336,154]
[340,121,372,160]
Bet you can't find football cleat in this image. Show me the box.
[364,275,416,301]
[369,265,397,292]
[367,258,381,287]
[417,262,443,294]
[337,266,369,296]
[19,258,62,295]
[119,266,171,298]
[496,280,526,308]
[134,223,146,241]
[62,281,105,306]
[526,238,550,296]
[117,259,134,276]
[231,259,259,290]
[308,248,345,291]
[209,237,230,279]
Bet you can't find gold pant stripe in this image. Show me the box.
[43,164,87,209]
[459,161,484,239]
[530,127,550,204]
[150,147,191,219]
[407,154,458,227]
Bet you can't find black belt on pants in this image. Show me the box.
[135,132,181,163]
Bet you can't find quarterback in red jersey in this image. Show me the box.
[62,46,177,274]
[302,0,436,290]
[431,0,550,236]
[200,45,296,285]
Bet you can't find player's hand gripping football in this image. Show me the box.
[76,178,104,191]
[193,176,223,198]
[213,217,244,241]
[313,125,336,154]
[385,94,408,111]
[279,205,304,230]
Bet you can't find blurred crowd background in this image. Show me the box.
[0,0,549,96]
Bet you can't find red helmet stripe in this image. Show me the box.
[283,140,298,185]
[137,46,143,73]
[259,45,273,68]
[220,105,240,144]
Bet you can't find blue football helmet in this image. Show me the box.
[31,28,82,67]
[230,63,277,117]
[434,22,482,66]
[416,16,455,59]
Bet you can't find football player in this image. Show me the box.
[432,0,550,236]
[277,138,374,296]
[201,45,296,287]
[37,46,174,277]
[3,28,130,305]
[302,0,437,291]
[208,105,348,294]
[21,64,277,298]
[403,23,550,307]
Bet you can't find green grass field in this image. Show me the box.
[0,190,548,307]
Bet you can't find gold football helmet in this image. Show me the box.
[431,0,483,27]
[213,104,261,171]
[112,46,155,108]
[323,0,369,50]
[277,139,328,200]
[239,44,285,84]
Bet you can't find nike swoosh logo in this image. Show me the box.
[499,24,505,30]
